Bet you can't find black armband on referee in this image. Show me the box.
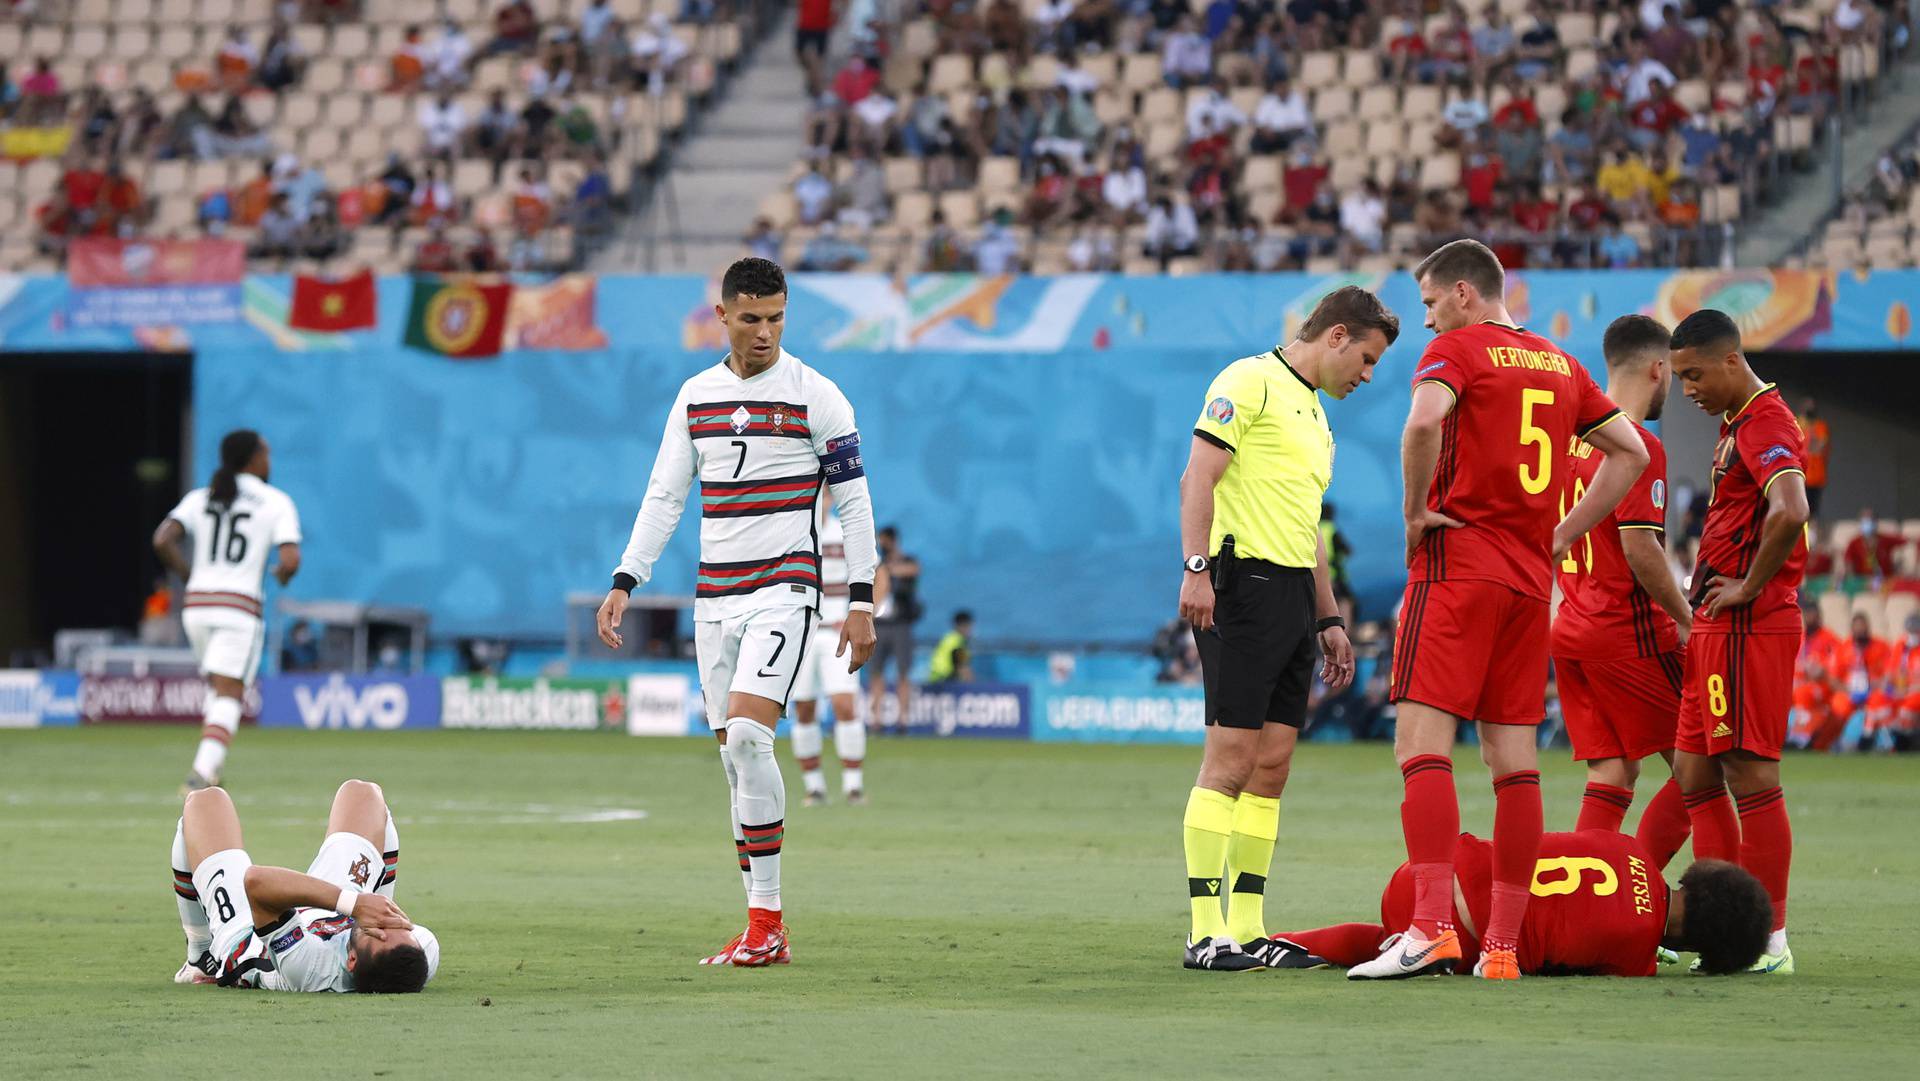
[612,572,638,594]
[1316,616,1346,633]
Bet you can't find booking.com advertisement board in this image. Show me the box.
[0,670,82,728]
[871,683,1032,739]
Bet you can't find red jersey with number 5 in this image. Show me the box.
[1692,384,1807,635]
[1408,321,1623,600]
[1552,421,1681,661]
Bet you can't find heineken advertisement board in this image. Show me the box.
[440,677,629,731]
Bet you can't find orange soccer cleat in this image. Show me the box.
[731,909,789,968]
[1474,947,1520,980]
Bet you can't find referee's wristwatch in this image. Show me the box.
[1184,554,1209,574]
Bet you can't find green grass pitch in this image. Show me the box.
[2,727,1917,1079]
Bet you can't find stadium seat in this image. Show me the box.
[1312,87,1354,125]
[929,55,974,95]
[1903,519,1920,541]
[938,191,981,229]
[1297,51,1339,89]
[1357,85,1397,123]
[1420,153,1461,192]
[883,156,924,195]
[1121,53,1163,95]
[979,157,1021,202]
[1851,593,1889,638]
[1887,593,1919,635]
[891,190,932,230]
[1819,592,1851,634]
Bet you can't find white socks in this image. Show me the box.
[376,814,399,898]
[792,719,826,796]
[1768,929,1789,956]
[171,818,211,963]
[725,718,784,912]
[718,743,750,898]
[834,719,866,795]
[190,695,242,781]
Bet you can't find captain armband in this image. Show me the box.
[818,432,866,484]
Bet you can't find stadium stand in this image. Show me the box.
[1820,117,1920,268]
[751,0,1914,275]
[0,0,763,275]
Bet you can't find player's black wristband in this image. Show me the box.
[848,582,874,605]
[1316,616,1346,633]
[612,573,637,594]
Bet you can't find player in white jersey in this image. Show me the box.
[790,489,889,805]
[597,258,879,967]
[151,430,302,792]
[169,779,439,993]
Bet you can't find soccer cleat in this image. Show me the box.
[1244,937,1330,970]
[844,789,865,805]
[181,771,219,796]
[732,916,789,968]
[1656,946,1681,966]
[1346,929,1462,980]
[697,931,791,966]
[1473,947,1520,980]
[172,952,218,985]
[803,791,828,808]
[1183,936,1264,972]
[1746,945,1794,975]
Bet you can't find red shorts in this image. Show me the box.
[1676,628,1800,760]
[1391,578,1549,725]
[1553,650,1685,762]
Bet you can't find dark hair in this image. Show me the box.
[354,941,431,994]
[1601,314,1672,370]
[1678,859,1772,975]
[1299,284,1401,346]
[954,610,974,625]
[1413,238,1505,301]
[1669,308,1742,355]
[209,429,262,508]
[720,257,787,303]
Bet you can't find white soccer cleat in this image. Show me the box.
[1346,928,1463,980]
[173,960,217,985]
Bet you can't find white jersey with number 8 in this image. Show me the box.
[165,473,302,619]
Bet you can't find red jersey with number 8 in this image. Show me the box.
[1408,321,1623,601]
[1691,385,1807,635]
[1552,421,1681,661]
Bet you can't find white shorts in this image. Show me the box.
[694,605,815,731]
[308,831,384,893]
[791,623,860,703]
[183,608,265,686]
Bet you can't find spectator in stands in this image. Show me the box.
[418,92,469,160]
[216,25,259,94]
[1424,9,1475,86]
[1024,155,1074,227]
[0,63,17,122]
[257,22,306,94]
[630,14,691,96]
[799,221,869,271]
[1618,34,1677,105]
[1472,6,1517,83]
[1250,76,1312,153]
[281,620,320,673]
[840,145,890,228]
[35,192,75,257]
[1565,180,1609,233]
[303,0,361,24]
[1162,15,1212,88]
[556,95,604,158]
[832,53,880,106]
[468,90,520,181]
[301,194,346,260]
[1184,77,1245,145]
[1153,618,1202,685]
[511,165,553,234]
[482,0,542,60]
[1545,109,1597,186]
[1629,78,1691,149]
[796,0,835,85]
[529,50,574,99]
[1414,189,1461,243]
[850,84,901,152]
[1033,86,1101,167]
[580,0,616,50]
[984,0,1029,64]
[1513,2,1562,81]
[520,93,559,156]
[1844,508,1902,586]
[743,216,782,262]
[1495,107,1545,181]
[116,87,164,159]
[20,57,63,125]
[1100,147,1147,224]
[1385,16,1429,84]
[250,192,301,261]
[390,25,427,92]
[74,86,118,157]
[1339,178,1387,252]
[202,96,273,160]
[409,162,455,226]
[1648,5,1697,77]
[234,160,273,227]
[1596,143,1652,205]
[101,160,147,236]
[573,154,614,234]
[1279,145,1328,221]
[374,154,415,226]
[427,18,474,91]
[1798,398,1832,517]
[904,92,962,190]
[793,157,834,226]
[1440,93,1490,149]
[1067,224,1120,271]
[974,213,1023,274]
[1599,221,1642,268]
[1186,144,1236,227]
[1142,194,1199,261]
[412,225,458,273]
[924,208,970,271]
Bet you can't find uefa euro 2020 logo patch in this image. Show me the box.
[1207,397,1235,425]
[1651,479,1666,510]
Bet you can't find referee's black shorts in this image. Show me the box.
[1194,561,1317,729]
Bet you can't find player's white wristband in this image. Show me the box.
[848,601,875,614]
[337,888,359,916]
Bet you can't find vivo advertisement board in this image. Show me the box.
[257,674,443,730]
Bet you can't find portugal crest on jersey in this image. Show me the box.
[347,855,372,888]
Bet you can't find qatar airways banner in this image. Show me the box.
[66,238,244,328]
[79,674,259,724]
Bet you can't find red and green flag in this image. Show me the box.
[403,277,514,358]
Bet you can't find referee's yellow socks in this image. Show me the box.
[1183,787,1236,941]
[1226,793,1281,944]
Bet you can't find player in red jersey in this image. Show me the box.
[1550,316,1693,869]
[1355,241,1651,981]
[1278,831,1772,977]
[1668,308,1811,975]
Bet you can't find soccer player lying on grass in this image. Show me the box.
[1281,830,1770,978]
[169,779,439,993]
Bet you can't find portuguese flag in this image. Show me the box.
[403,277,514,358]
[288,269,377,332]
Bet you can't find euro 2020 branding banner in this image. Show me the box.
[65,238,244,329]
[0,670,82,728]
[257,674,442,730]
[1030,682,1207,744]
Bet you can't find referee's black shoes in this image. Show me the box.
[1244,936,1332,970]
[1183,936,1264,971]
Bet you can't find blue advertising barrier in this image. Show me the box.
[1032,682,1207,745]
[873,682,1032,739]
[0,670,81,728]
[257,674,443,730]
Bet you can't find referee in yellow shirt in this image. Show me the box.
[1176,285,1400,971]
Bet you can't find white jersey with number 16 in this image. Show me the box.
[165,473,302,619]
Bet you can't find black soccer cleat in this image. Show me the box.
[1183,936,1265,972]
[1244,936,1331,970]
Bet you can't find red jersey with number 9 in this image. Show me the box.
[1552,420,1681,661]
[1453,830,1670,977]
[1408,321,1623,601]
[1692,385,1807,635]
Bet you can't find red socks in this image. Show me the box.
[1484,769,1542,951]
[1634,778,1692,870]
[1681,784,1741,863]
[1275,924,1387,967]
[1400,754,1458,937]
[1735,786,1792,933]
[1575,782,1634,833]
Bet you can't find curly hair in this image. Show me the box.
[1678,859,1772,975]
[721,257,787,303]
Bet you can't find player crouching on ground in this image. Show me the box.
[169,779,438,993]
[1276,832,1771,978]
